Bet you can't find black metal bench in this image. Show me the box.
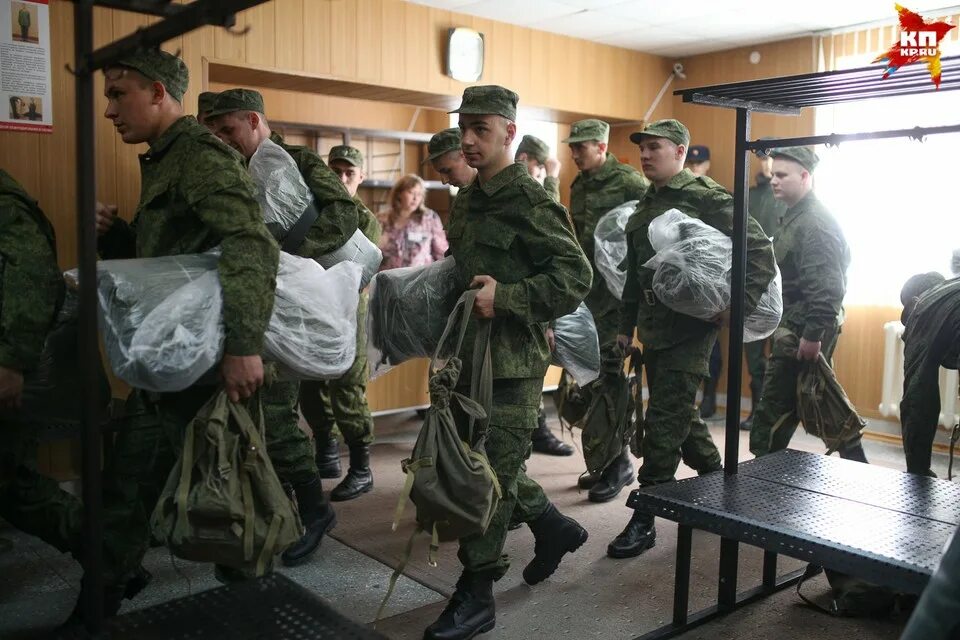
[54,572,388,640]
[627,449,960,639]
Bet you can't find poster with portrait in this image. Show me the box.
[0,0,52,133]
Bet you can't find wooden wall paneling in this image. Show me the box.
[356,0,383,83]
[545,33,571,110]
[273,0,303,71]
[37,0,77,268]
[242,2,276,68]
[510,23,532,103]
[402,1,430,91]
[567,39,588,114]
[214,6,246,62]
[330,0,359,78]
[380,0,407,88]
[366,359,431,413]
[489,19,515,90]
[426,9,454,95]
[526,29,549,107]
[303,0,332,74]
[179,25,216,113]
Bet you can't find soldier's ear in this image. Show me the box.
[504,120,517,147]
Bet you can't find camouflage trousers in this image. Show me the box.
[749,328,852,457]
[744,339,768,398]
[260,380,322,486]
[299,302,374,448]
[637,342,723,487]
[456,378,549,581]
[0,419,83,562]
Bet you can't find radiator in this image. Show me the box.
[879,321,959,428]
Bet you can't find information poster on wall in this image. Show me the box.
[0,0,52,133]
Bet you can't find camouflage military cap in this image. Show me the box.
[424,127,462,163]
[110,49,188,103]
[562,119,610,144]
[449,85,518,121]
[770,146,819,172]
[197,91,219,116]
[687,145,710,163]
[206,88,265,119]
[329,144,364,167]
[629,119,690,147]
[516,135,549,164]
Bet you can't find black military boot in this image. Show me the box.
[315,437,342,479]
[66,565,152,626]
[330,444,374,502]
[588,448,634,503]
[281,476,337,567]
[522,503,588,585]
[531,409,574,456]
[577,472,600,490]
[423,571,496,640]
[607,507,657,559]
[740,380,763,431]
[700,376,718,419]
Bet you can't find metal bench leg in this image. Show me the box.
[718,537,739,611]
[673,524,693,626]
[762,551,778,592]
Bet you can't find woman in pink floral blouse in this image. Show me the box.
[377,174,448,271]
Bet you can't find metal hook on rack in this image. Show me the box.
[908,126,926,143]
[224,23,251,36]
[824,133,841,150]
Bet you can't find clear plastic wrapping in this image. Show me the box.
[593,201,638,300]
[551,302,601,387]
[248,137,313,238]
[316,228,383,290]
[366,257,461,379]
[642,209,782,342]
[80,251,361,392]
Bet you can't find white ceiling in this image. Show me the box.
[406,0,958,57]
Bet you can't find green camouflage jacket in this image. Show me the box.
[0,170,62,372]
[99,116,278,356]
[570,153,648,316]
[269,132,359,258]
[543,176,560,203]
[620,168,776,351]
[355,195,381,245]
[775,191,849,342]
[748,173,785,238]
[446,162,591,380]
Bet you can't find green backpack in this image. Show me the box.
[580,346,638,476]
[150,389,302,577]
[378,290,501,623]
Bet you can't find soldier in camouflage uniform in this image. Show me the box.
[0,169,84,588]
[748,147,867,462]
[196,91,218,129]
[426,127,477,189]
[899,272,958,477]
[515,134,562,203]
[740,143,786,431]
[300,143,379,502]
[511,134,575,458]
[564,118,649,502]
[608,119,776,559]
[207,88,361,565]
[423,86,592,640]
[95,51,280,595]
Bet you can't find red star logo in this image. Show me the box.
[874,4,955,88]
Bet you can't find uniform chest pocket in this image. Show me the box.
[136,180,180,218]
[474,226,517,251]
[471,227,524,280]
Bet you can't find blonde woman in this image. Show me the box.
[378,174,448,271]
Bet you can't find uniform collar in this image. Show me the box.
[478,161,525,197]
[652,167,698,193]
[584,152,618,180]
[269,131,285,146]
[142,116,195,161]
[781,190,818,225]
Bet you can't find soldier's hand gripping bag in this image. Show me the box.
[643,209,782,342]
[552,369,590,431]
[150,389,302,576]
[593,201,639,300]
[391,289,501,557]
[551,302,601,387]
[366,256,461,379]
[580,345,637,476]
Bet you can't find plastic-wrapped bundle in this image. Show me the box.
[85,251,362,392]
[316,228,382,290]
[551,302,600,387]
[248,137,312,239]
[265,256,361,380]
[366,257,461,379]
[593,201,638,300]
[642,209,782,343]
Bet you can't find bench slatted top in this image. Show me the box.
[629,450,960,594]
